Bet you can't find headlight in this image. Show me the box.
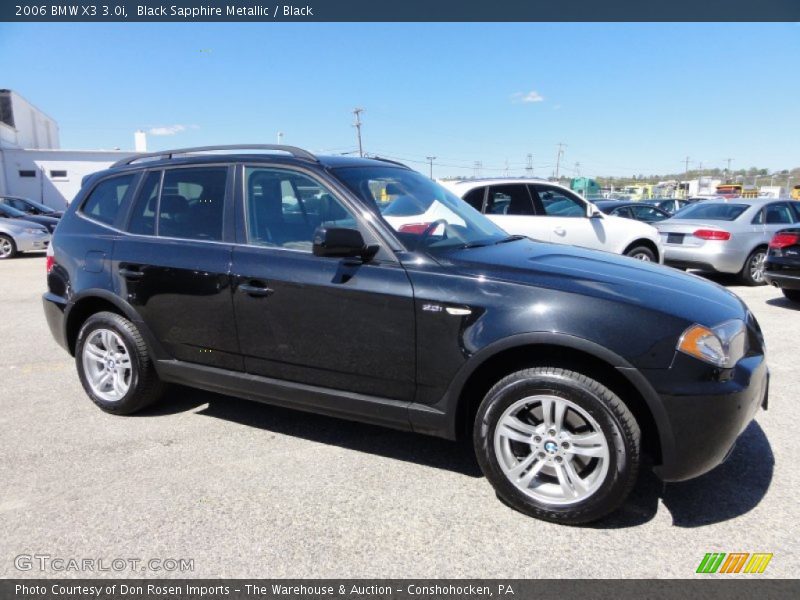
[24,227,46,234]
[677,319,748,368]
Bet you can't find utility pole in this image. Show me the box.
[526,153,533,178]
[724,157,734,182]
[574,161,581,177]
[352,108,364,157]
[426,156,436,180]
[554,143,566,179]
[473,161,482,178]
[683,156,691,199]
[277,132,284,144]
[504,159,510,177]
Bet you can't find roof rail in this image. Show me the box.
[368,155,410,169]
[111,144,318,168]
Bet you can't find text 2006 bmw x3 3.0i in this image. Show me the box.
[43,145,768,524]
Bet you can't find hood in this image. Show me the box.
[0,217,48,233]
[16,214,59,232]
[438,239,746,326]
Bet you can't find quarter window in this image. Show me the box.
[127,171,161,235]
[158,168,227,241]
[534,186,586,217]
[245,167,356,251]
[81,174,135,225]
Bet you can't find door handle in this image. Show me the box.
[119,266,144,280]
[554,226,566,236]
[239,282,274,297]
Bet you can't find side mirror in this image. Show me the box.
[312,227,378,261]
[587,205,603,218]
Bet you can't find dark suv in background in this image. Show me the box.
[44,145,768,524]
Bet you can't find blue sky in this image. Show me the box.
[0,22,798,178]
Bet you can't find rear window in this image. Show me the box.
[672,203,748,221]
[81,174,135,225]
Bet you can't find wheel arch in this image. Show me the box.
[623,238,660,261]
[436,333,673,467]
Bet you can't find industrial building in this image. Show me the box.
[0,89,134,208]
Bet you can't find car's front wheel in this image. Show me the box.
[474,367,640,524]
[625,245,656,262]
[740,247,767,286]
[75,311,165,414]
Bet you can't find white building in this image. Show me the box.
[0,89,135,208]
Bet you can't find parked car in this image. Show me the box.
[595,200,671,223]
[764,227,800,302]
[441,179,663,262]
[44,145,768,524]
[642,198,694,214]
[655,198,800,285]
[0,203,60,233]
[0,195,64,218]
[0,217,51,259]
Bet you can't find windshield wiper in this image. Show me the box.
[458,241,491,249]
[494,235,527,245]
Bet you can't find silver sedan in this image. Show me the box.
[655,198,800,285]
[0,217,51,259]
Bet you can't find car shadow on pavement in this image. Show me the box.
[594,421,773,529]
[766,297,800,311]
[140,385,483,478]
[140,388,772,525]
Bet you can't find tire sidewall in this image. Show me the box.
[742,248,767,286]
[625,246,655,262]
[474,371,635,523]
[75,313,144,414]
[0,234,17,259]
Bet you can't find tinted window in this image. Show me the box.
[487,185,534,215]
[673,203,748,221]
[81,174,135,225]
[245,167,356,251]
[790,203,800,222]
[764,203,795,225]
[629,205,668,222]
[534,186,586,217]
[158,168,227,241]
[127,171,161,235]
[463,187,486,211]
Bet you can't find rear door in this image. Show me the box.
[230,165,416,401]
[483,184,549,240]
[114,165,241,370]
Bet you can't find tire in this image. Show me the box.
[740,247,767,286]
[624,245,656,262]
[474,367,640,524]
[75,311,165,414]
[783,288,800,303]
[0,234,17,259]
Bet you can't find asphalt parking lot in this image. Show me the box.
[1,254,798,579]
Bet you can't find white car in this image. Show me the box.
[441,179,663,262]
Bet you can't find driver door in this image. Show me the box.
[529,184,605,250]
[230,165,416,401]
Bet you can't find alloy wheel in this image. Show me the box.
[81,329,133,402]
[750,251,766,283]
[493,394,610,506]
[0,237,13,258]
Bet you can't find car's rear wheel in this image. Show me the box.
[783,288,800,303]
[75,311,165,414]
[0,234,17,259]
[625,246,656,262]
[740,248,767,286]
[474,367,640,524]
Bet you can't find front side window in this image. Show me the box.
[81,174,135,225]
[158,167,227,241]
[333,165,507,253]
[487,185,534,215]
[245,167,356,251]
[533,186,586,217]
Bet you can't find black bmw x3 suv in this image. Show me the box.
[44,145,768,524]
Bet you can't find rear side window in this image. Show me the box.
[81,174,135,225]
[463,187,486,211]
[127,171,161,235]
[487,185,534,215]
[763,203,795,225]
[158,167,227,241]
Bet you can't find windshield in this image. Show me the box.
[332,166,508,252]
[0,204,28,218]
[672,203,748,221]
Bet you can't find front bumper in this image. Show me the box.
[15,230,51,253]
[643,351,768,482]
